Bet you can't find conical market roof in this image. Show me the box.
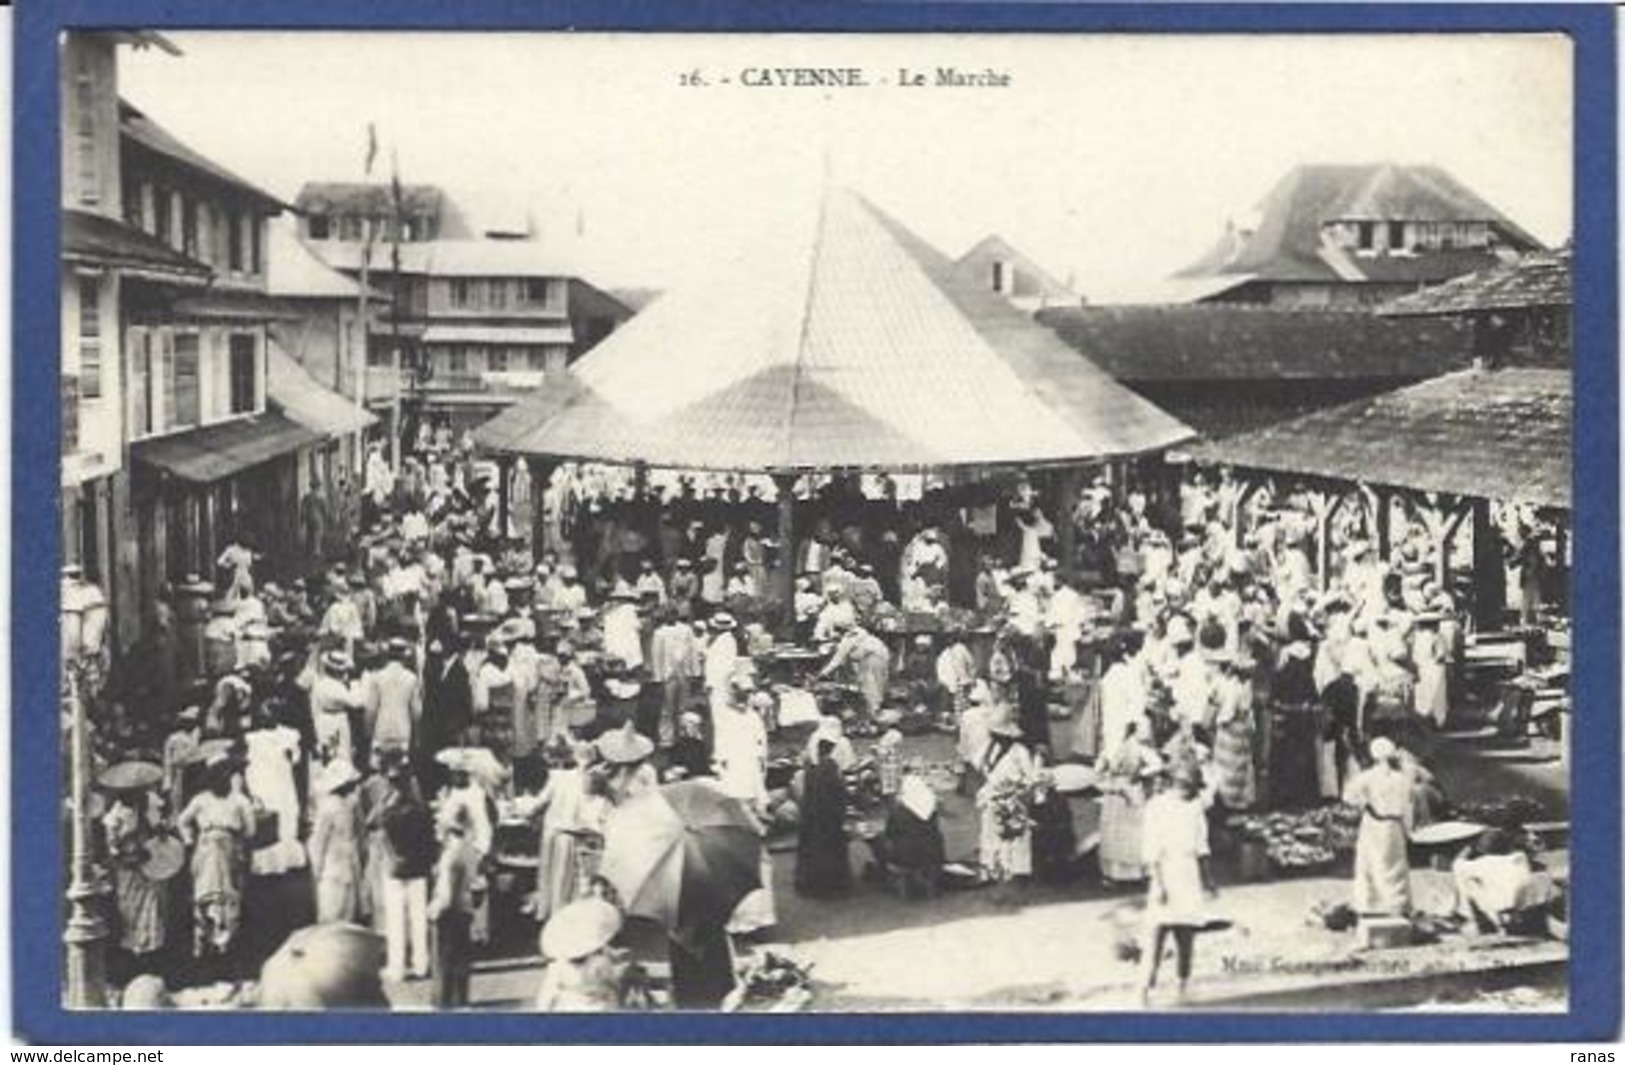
[476,189,1192,473]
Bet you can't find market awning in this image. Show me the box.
[475,187,1192,472]
[1188,367,1571,510]
[62,209,211,286]
[421,323,574,346]
[266,343,377,436]
[130,412,322,484]
[1378,249,1572,317]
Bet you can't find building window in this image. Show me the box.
[521,278,547,305]
[128,329,153,438]
[527,347,549,371]
[74,52,98,206]
[250,217,262,274]
[1356,222,1375,252]
[182,197,199,258]
[77,277,102,399]
[451,280,474,308]
[339,215,362,241]
[446,346,468,373]
[1388,221,1406,251]
[308,214,330,240]
[488,346,509,372]
[489,279,507,309]
[227,209,244,271]
[991,261,1010,293]
[171,333,201,428]
[63,376,80,453]
[229,334,258,413]
[123,181,144,230]
[153,187,172,246]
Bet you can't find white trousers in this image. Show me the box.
[382,876,429,978]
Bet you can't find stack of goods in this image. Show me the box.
[1230,805,1360,873]
[1450,794,1545,830]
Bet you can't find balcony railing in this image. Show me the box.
[363,367,547,401]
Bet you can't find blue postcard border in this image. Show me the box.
[12,0,1619,1044]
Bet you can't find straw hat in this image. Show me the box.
[708,612,738,633]
[595,722,655,766]
[540,898,623,962]
[321,650,353,675]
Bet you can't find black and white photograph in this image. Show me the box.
[54,30,1575,1015]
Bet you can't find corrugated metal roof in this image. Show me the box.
[170,290,304,322]
[1036,305,1474,382]
[62,209,211,284]
[130,412,322,483]
[475,188,1192,472]
[422,324,574,346]
[267,343,377,436]
[304,239,576,279]
[119,100,289,210]
[1378,249,1573,317]
[1189,367,1571,509]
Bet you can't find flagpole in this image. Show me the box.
[388,146,405,471]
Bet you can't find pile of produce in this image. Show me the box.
[1230,805,1360,869]
[1450,794,1545,829]
[723,951,815,1012]
[987,777,1037,840]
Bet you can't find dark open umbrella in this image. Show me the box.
[599,780,762,943]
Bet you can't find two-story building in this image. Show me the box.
[294,182,634,436]
[1173,164,1546,308]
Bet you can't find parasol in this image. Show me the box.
[97,761,164,791]
[435,747,508,789]
[599,779,763,944]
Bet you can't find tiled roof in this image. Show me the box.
[61,209,211,283]
[1379,249,1573,317]
[475,188,1192,472]
[119,100,288,210]
[1190,367,1571,509]
[1035,304,1474,382]
[1176,164,1544,284]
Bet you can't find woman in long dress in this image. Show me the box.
[1209,652,1256,812]
[713,679,776,935]
[244,710,306,876]
[819,621,892,727]
[176,763,255,958]
[794,740,851,898]
[533,744,611,924]
[1411,615,1450,729]
[1140,763,1218,1001]
[1344,736,1416,916]
[976,716,1036,883]
[308,761,365,924]
[102,788,170,959]
[1098,729,1157,884]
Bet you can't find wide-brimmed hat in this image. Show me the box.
[609,581,639,602]
[559,564,579,580]
[674,558,693,571]
[708,612,737,633]
[321,650,353,674]
[320,759,362,796]
[386,636,414,659]
[540,898,623,962]
[595,722,655,766]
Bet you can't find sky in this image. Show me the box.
[119,32,1574,299]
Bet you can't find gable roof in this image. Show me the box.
[119,100,288,211]
[1190,367,1571,509]
[295,182,451,219]
[1036,304,1474,382]
[475,188,1191,472]
[1378,248,1572,317]
[1176,164,1543,285]
[266,222,376,299]
[954,234,1078,305]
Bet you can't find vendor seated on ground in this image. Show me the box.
[1453,828,1559,937]
[865,768,946,899]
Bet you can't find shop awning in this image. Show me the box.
[170,289,305,322]
[266,343,377,436]
[62,209,211,286]
[421,323,574,346]
[130,412,322,484]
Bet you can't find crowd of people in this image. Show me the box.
[70,439,1565,1011]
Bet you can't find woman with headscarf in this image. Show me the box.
[869,768,946,896]
[976,710,1036,886]
[536,898,632,1011]
[1271,612,1321,809]
[1344,736,1416,917]
[102,785,171,961]
[243,702,306,877]
[1209,649,1256,812]
[1098,727,1159,886]
[1411,612,1450,730]
[819,620,892,730]
[794,738,852,898]
[176,757,255,958]
[533,741,610,924]
[714,675,776,936]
